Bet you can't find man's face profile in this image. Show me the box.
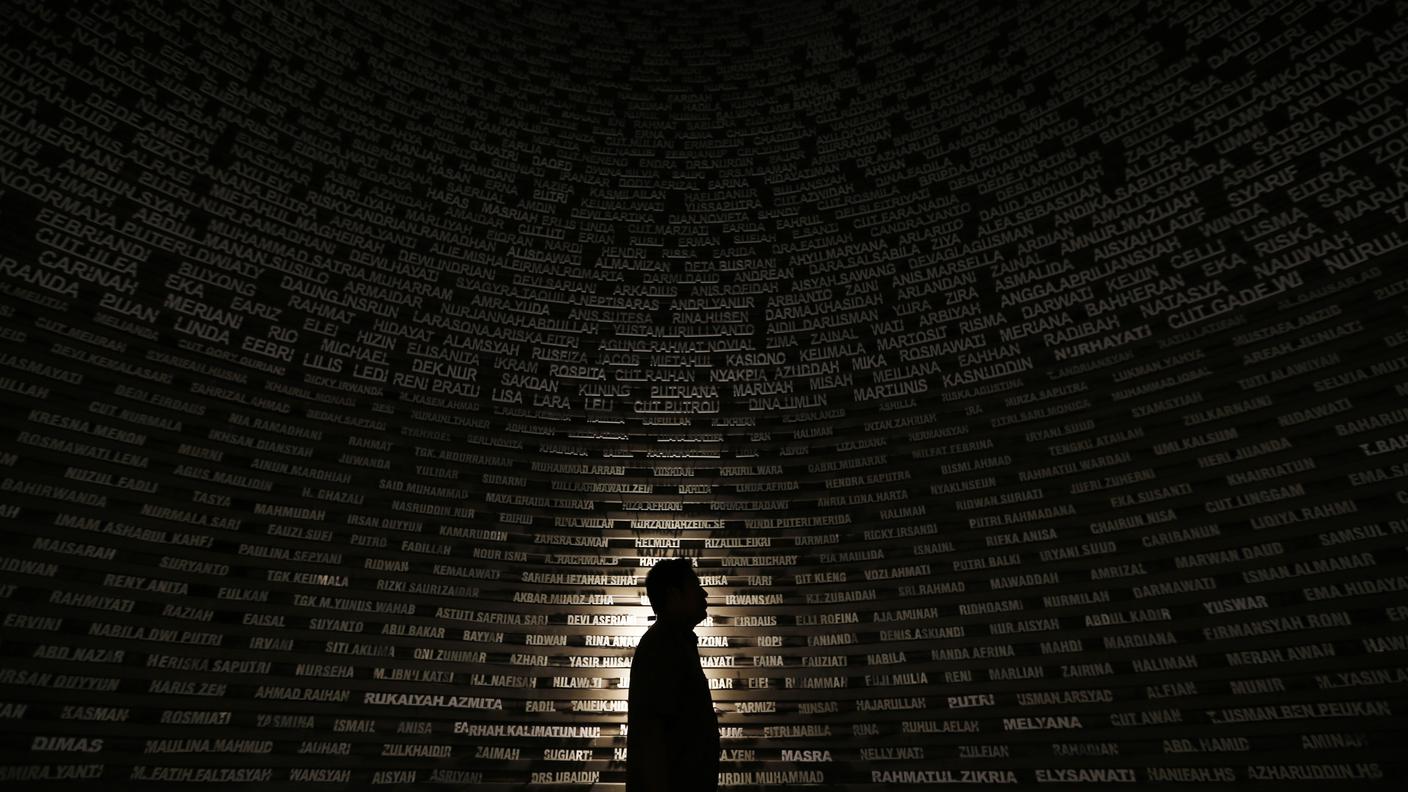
[661,574,708,625]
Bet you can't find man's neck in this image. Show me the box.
[654,614,695,632]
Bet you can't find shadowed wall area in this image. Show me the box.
[1,0,1407,787]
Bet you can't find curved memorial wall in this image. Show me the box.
[2,0,1406,787]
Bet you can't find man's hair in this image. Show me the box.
[644,557,697,614]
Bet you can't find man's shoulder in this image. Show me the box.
[634,622,688,658]
[636,623,670,652]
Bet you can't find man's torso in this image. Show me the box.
[626,621,719,791]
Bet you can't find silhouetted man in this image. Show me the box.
[627,558,720,792]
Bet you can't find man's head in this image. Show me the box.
[645,557,708,624]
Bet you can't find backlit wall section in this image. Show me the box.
[2,0,1407,787]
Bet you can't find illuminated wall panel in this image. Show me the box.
[1,0,1406,787]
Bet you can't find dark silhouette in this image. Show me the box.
[627,558,720,792]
